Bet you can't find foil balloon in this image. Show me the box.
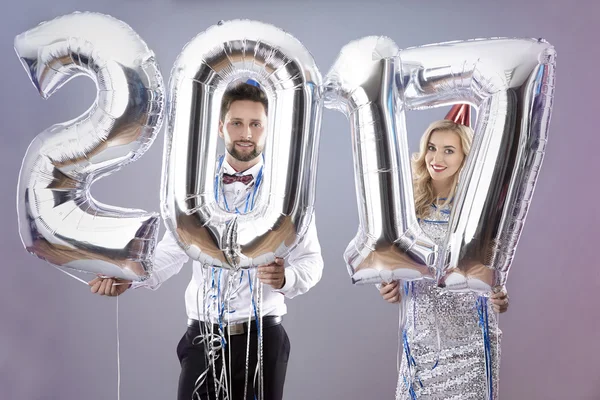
[397,37,556,293]
[162,20,322,269]
[324,36,437,284]
[15,12,164,281]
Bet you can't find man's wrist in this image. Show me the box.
[276,268,296,294]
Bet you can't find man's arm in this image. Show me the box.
[131,229,189,290]
[276,215,324,299]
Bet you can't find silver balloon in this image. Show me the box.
[162,20,322,269]
[396,38,556,293]
[324,36,437,284]
[15,12,164,281]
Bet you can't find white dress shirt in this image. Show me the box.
[132,157,324,324]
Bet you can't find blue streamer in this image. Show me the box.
[401,281,422,399]
[215,155,263,214]
[246,79,260,88]
[211,155,264,349]
[477,296,494,400]
[199,153,266,399]
[402,330,417,368]
[535,65,545,96]
[403,375,417,400]
[400,280,441,399]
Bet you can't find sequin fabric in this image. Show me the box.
[396,204,502,400]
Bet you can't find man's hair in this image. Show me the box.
[220,82,268,121]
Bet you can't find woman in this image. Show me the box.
[380,116,509,399]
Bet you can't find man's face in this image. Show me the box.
[219,100,267,163]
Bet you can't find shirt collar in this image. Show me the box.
[220,156,263,179]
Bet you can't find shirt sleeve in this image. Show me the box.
[131,229,189,291]
[275,214,324,299]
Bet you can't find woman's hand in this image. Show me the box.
[490,288,509,313]
[379,281,401,304]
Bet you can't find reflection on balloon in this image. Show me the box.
[15,12,165,281]
[324,36,437,285]
[162,19,323,270]
[326,36,556,294]
[397,38,556,293]
[13,12,556,296]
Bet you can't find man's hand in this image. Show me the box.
[88,276,132,297]
[379,281,401,304]
[490,288,509,313]
[257,258,285,289]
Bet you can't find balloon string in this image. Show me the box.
[53,265,124,400]
[227,276,234,400]
[243,272,254,400]
[116,294,121,400]
[192,276,230,400]
[258,281,264,400]
[52,265,89,285]
[192,269,249,400]
[496,311,500,397]
[396,297,403,374]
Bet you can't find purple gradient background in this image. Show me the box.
[1,1,598,399]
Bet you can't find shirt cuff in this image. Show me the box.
[130,280,146,290]
[276,267,297,295]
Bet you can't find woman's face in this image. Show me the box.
[424,129,466,183]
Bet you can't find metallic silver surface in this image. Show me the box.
[162,20,323,269]
[397,38,556,293]
[15,12,164,281]
[326,36,555,293]
[324,36,437,284]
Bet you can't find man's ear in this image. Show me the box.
[218,120,224,138]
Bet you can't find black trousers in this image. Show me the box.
[176,322,290,400]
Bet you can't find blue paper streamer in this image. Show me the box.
[477,296,494,400]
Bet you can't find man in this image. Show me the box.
[88,82,324,400]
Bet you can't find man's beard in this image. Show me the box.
[226,140,263,162]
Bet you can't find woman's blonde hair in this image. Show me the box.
[412,120,474,219]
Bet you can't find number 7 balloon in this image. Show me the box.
[398,38,556,293]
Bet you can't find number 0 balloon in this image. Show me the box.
[162,19,323,270]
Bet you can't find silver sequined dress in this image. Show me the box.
[396,204,502,400]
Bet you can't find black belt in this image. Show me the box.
[187,316,282,336]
